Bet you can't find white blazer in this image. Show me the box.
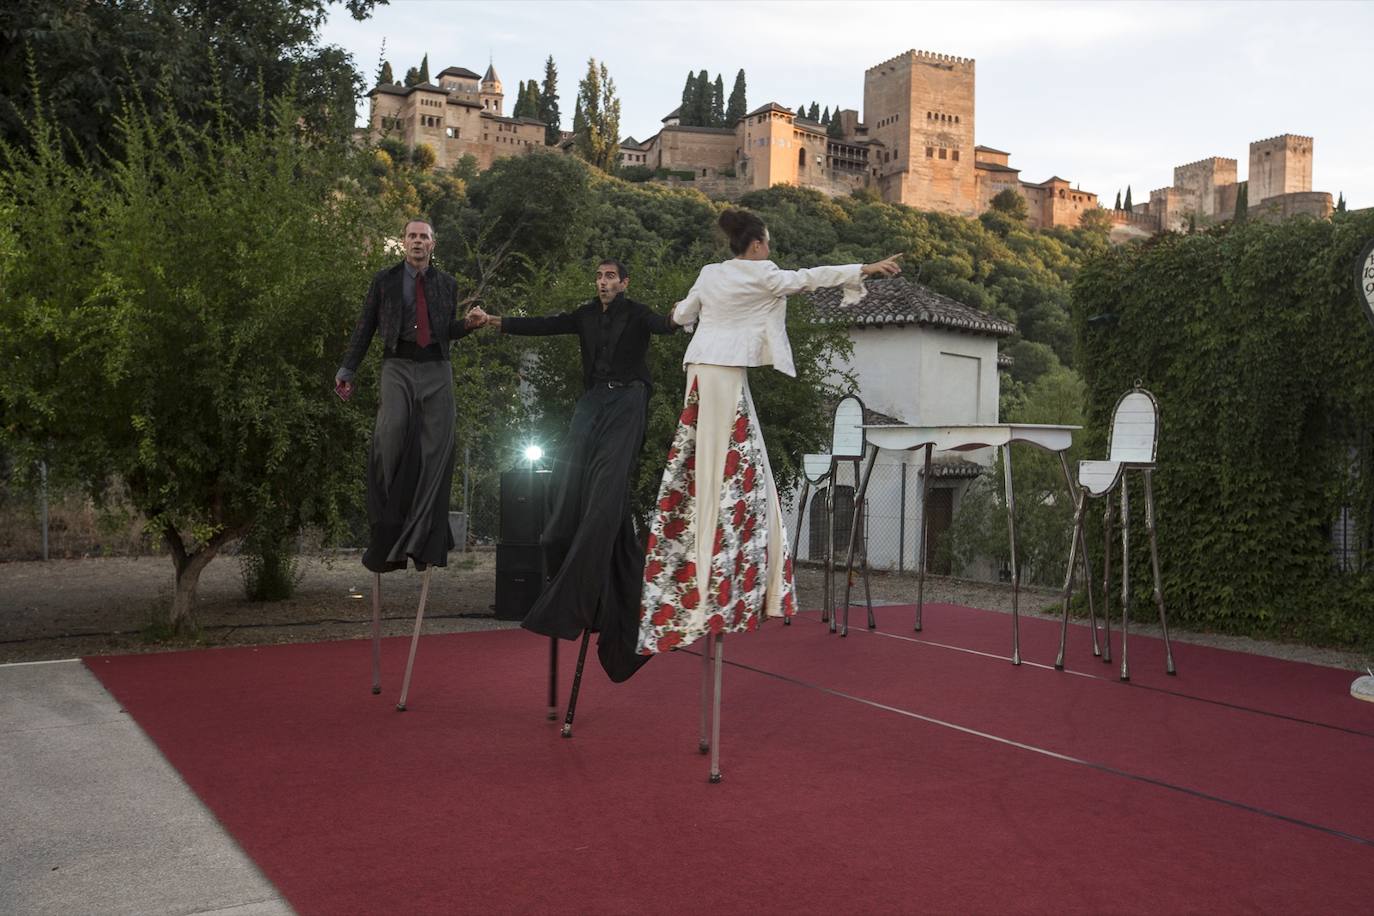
[673,259,867,377]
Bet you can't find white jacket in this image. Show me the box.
[673,259,867,377]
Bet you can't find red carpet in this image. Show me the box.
[86,603,1374,915]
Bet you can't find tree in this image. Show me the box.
[990,188,1029,221]
[828,114,844,139]
[1336,191,1346,213]
[0,92,395,633]
[540,55,561,145]
[573,58,620,172]
[821,106,830,126]
[679,72,698,126]
[807,102,820,121]
[1079,207,1112,234]
[0,0,381,158]
[378,60,394,86]
[725,69,747,125]
[711,74,725,127]
[1114,190,1121,210]
[1123,185,1133,211]
[1234,182,1249,222]
[694,70,711,126]
[404,66,420,87]
[417,53,430,84]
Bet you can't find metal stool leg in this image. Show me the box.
[786,481,810,627]
[842,449,877,637]
[1119,481,1131,682]
[1056,491,1088,670]
[546,636,559,720]
[863,547,875,630]
[370,572,382,695]
[915,444,932,632]
[1101,498,1113,664]
[1003,444,1021,666]
[708,633,724,783]
[561,630,592,738]
[824,480,836,631]
[395,567,433,712]
[1144,471,1176,675]
[1057,453,1100,657]
[698,633,713,753]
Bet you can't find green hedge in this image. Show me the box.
[1071,212,1374,649]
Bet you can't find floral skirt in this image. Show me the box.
[637,364,796,654]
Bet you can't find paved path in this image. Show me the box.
[0,659,292,916]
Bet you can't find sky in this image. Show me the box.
[320,0,1372,209]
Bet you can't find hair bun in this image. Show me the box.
[718,209,747,233]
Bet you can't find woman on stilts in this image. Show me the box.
[636,208,901,781]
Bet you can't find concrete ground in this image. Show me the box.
[0,658,293,916]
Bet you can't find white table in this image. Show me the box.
[837,424,1082,665]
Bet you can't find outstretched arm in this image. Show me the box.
[335,276,383,400]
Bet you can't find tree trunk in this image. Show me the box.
[165,524,243,635]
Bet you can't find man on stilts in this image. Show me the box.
[478,259,678,736]
[335,217,484,710]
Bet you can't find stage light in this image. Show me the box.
[524,445,543,463]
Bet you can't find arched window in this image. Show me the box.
[798,147,806,168]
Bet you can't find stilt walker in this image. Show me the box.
[334,217,486,710]
[639,206,902,781]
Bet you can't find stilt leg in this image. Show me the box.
[915,444,932,632]
[698,634,713,753]
[1119,481,1131,682]
[561,630,592,738]
[708,633,724,783]
[1144,472,1176,675]
[370,572,382,695]
[1101,498,1113,664]
[842,449,878,637]
[395,567,432,712]
[863,549,875,630]
[547,636,559,720]
[1003,444,1021,666]
[824,474,836,631]
[786,481,810,627]
[1056,491,1088,670]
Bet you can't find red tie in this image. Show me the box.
[415,269,432,348]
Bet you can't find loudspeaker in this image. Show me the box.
[495,544,543,620]
[500,469,551,545]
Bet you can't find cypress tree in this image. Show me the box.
[1337,191,1346,212]
[821,106,830,125]
[725,69,747,124]
[540,55,561,144]
[680,72,697,126]
[403,66,420,87]
[807,101,820,121]
[695,70,711,125]
[1124,185,1133,211]
[711,74,725,127]
[1234,182,1249,221]
[378,60,394,86]
[1114,190,1121,210]
[417,53,430,84]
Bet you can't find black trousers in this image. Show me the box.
[362,357,455,573]
[521,384,651,683]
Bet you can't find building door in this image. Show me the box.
[925,487,954,574]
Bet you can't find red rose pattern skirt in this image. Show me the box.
[637,364,796,654]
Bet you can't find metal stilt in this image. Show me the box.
[370,572,382,695]
[1119,483,1131,682]
[1003,444,1021,666]
[547,636,559,720]
[395,567,432,712]
[823,477,836,630]
[698,634,713,753]
[561,630,592,738]
[1057,452,1099,657]
[1144,471,1177,675]
[708,633,724,784]
[915,444,932,632]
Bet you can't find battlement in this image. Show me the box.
[1250,133,1313,148]
[866,49,975,73]
[1175,156,1237,172]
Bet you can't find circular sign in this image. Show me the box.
[1357,237,1374,333]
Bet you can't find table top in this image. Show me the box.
[862,423,1080,453]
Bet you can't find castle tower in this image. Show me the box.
[480,63,503,116]
[863,50,977,214]
[1248,134,1313,203]
[1173,157,1238,219]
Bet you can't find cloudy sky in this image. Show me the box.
[320,0,1371,209]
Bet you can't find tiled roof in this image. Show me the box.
[663,125,734,136]
[662,106,681,121]
[439,67,481,79]
[974,144,1010,155]
[808,277,1016,337]
[975,160,1020,173]
[746,102,793,117]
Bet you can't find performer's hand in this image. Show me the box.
[464,305,488,330]
[335,378,353,401]
[862,254,903,277]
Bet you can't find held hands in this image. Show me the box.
[464,305,492,330]
[861,253,904,278]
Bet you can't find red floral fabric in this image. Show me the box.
[637,379,796,654]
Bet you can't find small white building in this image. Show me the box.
[789,277,1015,573]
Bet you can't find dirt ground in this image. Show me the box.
[0,551,1368,671]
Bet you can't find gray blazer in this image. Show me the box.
[338,261,472,377]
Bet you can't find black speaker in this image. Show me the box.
[495,544,543,620]
[500,469,551,545]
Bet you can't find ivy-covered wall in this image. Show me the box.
[1072,211,1374,648]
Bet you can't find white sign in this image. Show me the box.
[1359,238,1374,333]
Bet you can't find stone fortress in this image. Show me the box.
[364,49,1332,234]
